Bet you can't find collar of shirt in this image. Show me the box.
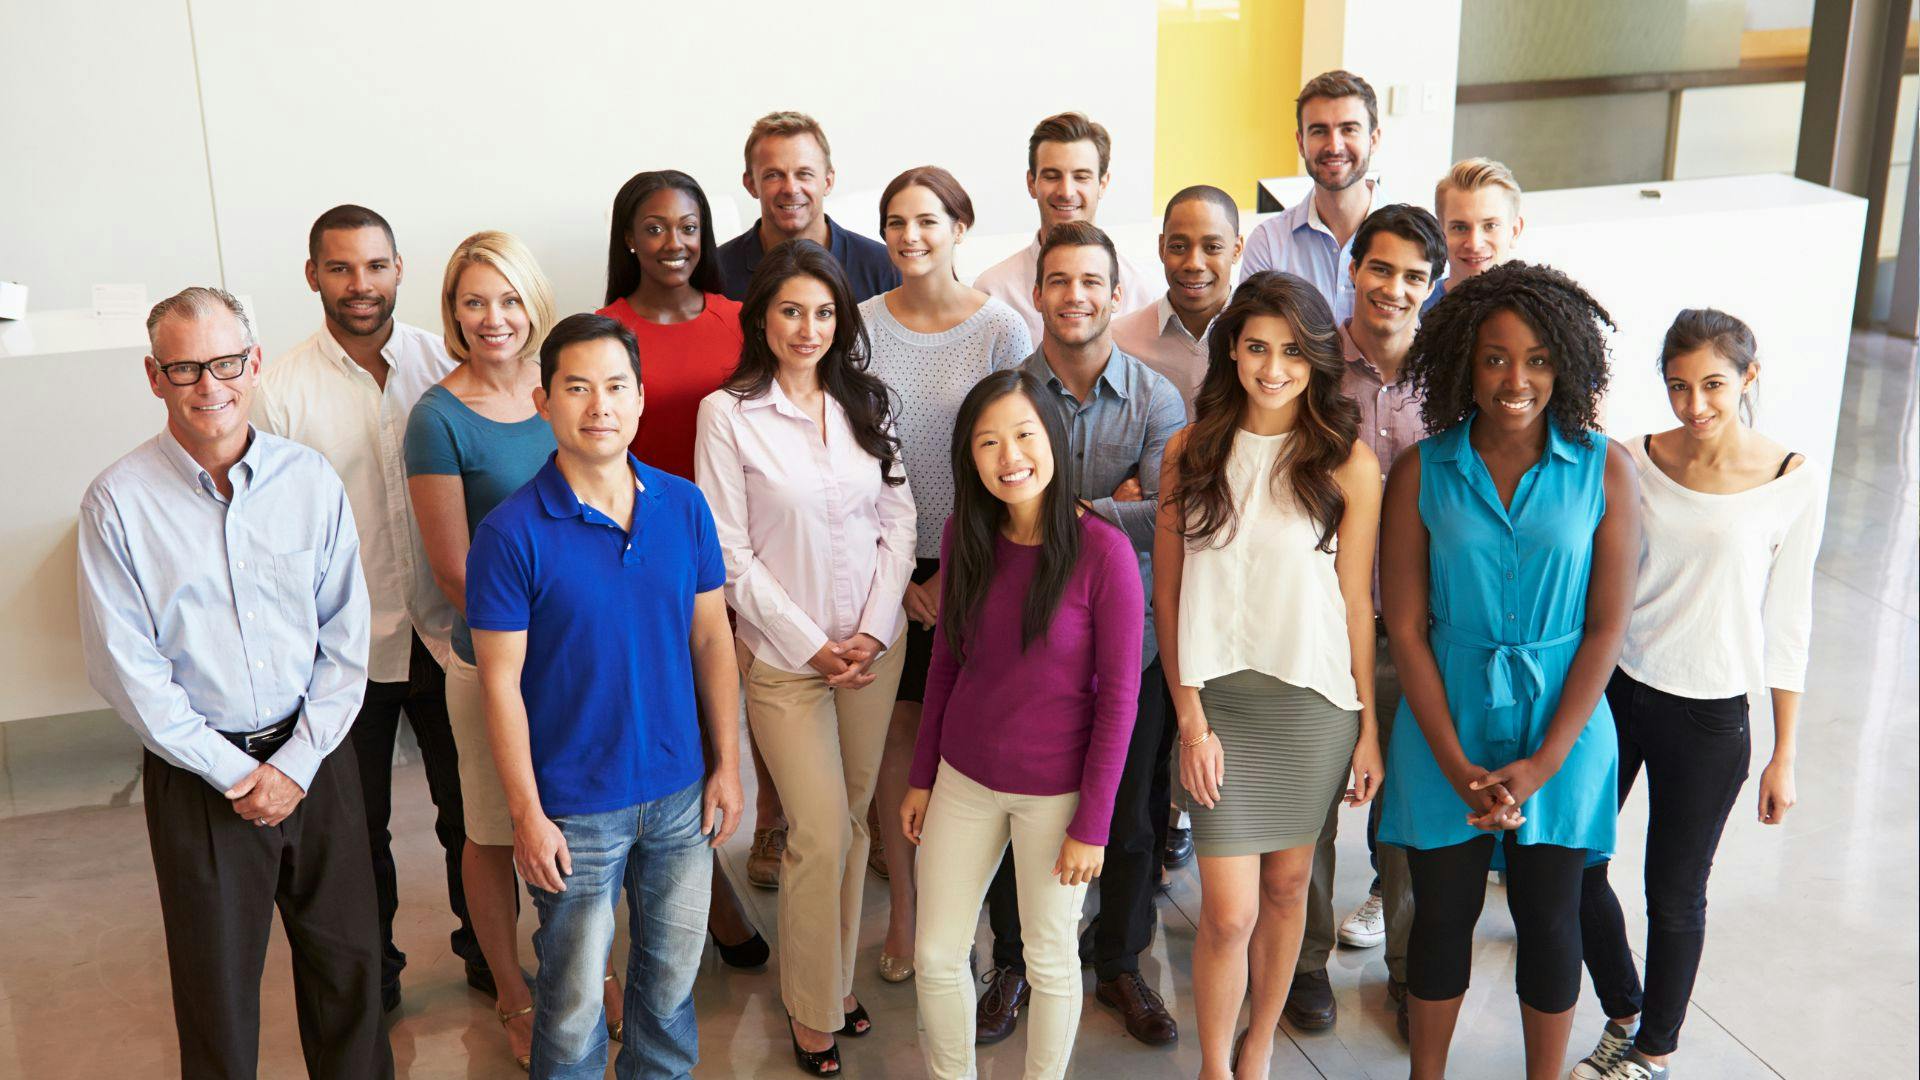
[1154,295,1211,346]
[737,215,855,264]
[531,452,662,557]
[1339,320,1398,387]
[1429,412,1580,471]
[737,377,844,426]
[1024,344,1136,404]
[157,424,262,499]
[1295,178,1379,243]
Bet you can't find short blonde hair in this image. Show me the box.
[744,110,833,173]
[440,230,556,364]
[1434,157,1522,218]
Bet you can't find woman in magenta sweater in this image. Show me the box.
[899,368,1144,1080]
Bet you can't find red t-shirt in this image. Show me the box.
[596,294,745,480]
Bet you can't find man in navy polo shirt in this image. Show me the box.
[467,313,742,1080]
[715,109,900,302]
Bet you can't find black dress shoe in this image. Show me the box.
[710,928,771,969]
[381,981,402,1015]
[464,958,497,999]
[1162,826,1195,869]
[1282,968,1336,1030]
[974,965,1030,1045]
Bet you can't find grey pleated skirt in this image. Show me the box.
[1182,669,1360,857]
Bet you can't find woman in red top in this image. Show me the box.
[598,169,745,480]
[599,169,767,970]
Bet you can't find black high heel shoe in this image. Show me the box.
[787,1013,841,1076]
[837,998,872,1038]
[709,927,770,969]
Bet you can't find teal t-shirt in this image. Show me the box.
[403,382,557,663]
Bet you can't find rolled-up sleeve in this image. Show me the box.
[77,493,259,792]
[269,477,370,791]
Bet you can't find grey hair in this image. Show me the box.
[145,286,256,350]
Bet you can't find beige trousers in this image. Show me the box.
[741,636,906,1032]
[913,764,1088,1080]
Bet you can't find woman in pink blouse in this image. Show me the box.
[693,239,915,1076]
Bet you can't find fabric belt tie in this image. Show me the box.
[1429,619,1582,744]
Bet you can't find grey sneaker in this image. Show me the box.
[1598,1050,1665,1080]
[1570,1020,1636,1079]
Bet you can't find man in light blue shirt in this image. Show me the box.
[77,286,389,1079]
[1240,69,1386,324]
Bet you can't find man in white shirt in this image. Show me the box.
[1240,70,1385,322]
[255,205,482,1013]
[973,111,1153,342]
[1112,185,1244,420]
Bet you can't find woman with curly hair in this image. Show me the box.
[1375,261,1640,1080]
[1154,271,1383,1079]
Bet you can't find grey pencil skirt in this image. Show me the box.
[1181,669,1359,857]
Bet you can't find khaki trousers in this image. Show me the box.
[741,636,906,1032]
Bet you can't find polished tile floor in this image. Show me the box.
[1,331,1914,1078]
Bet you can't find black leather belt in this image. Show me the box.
[220,712,299,761]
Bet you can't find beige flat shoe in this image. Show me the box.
[496,1002,533,1073]
[878,952,914,983]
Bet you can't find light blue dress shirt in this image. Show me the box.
[1240,190,1372,323]
[77,427,371,793]
[1021,345,1187,666]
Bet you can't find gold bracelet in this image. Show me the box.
[1180,728,1213,749]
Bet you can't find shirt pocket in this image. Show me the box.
[273,549,319,631]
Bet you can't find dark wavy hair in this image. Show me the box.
[726,239,903,485]
[1406,261,1614,444]
[1169,271,1360,552]
[604,169,723,305]
[941,370,1083,660]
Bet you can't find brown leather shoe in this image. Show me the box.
[1282,968,1336,1030]
[973,966,1029,1045]
[1095,972,1178,1045]
[746,826,785,889]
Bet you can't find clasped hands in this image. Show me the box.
[224,763,305,827]
[807,633,887,689]
[1454,755,1552,830]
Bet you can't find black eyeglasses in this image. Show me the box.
[155,352,250,386]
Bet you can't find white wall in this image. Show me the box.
[4,0,1158,353]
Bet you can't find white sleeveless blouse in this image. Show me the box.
[1176,429,1361,710]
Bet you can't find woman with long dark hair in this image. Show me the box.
[693,239,915,1075]
[1571,309,1821,1080]
[1153,271,1383,1079]
[1377,262,1639,1080]
[858,165,1031,982]
[900,369,1143,1080]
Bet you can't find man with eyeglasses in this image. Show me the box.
[78,287,391,1079]
[256,205,485,1015]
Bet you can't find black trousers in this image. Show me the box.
[987,659,1173,980]
[350,633,481,989]
[143,747,393,1079]
[1579,668,1751,1056]
[1405,831,1587,1012]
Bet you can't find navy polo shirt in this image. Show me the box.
[714,215,901,303]
[466,453,725,817]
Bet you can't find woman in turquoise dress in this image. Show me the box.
[1377,262,1641,1080]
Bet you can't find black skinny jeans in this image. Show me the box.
[1579,667,1750,1056]
[1406,831,1588,1012]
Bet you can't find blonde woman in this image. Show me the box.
[403,232,616,1069]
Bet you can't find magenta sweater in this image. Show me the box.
[909,513,1145,845]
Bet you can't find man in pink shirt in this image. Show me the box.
[1289,203,1445,1038]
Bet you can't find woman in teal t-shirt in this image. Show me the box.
[1377,263,1640,1080]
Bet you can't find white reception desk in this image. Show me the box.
[3,174,1866,724]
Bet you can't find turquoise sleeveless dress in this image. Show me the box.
[1378,414,1618,856]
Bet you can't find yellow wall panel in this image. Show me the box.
[1154,0,1305,209]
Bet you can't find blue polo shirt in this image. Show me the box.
[714,215,901,303]
[465,453,724,817]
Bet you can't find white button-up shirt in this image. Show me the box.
[1111,294,1215,421]
[974,236,1155,345]
[693,382,916,674]
[256,321,456,680]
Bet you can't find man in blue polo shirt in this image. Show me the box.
[715,109,899,303]
[467,313,742,1080]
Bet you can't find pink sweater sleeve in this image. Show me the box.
[907,521,957,790]
[1065,523,1145,845]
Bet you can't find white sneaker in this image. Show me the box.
[1337,892,1386,947]
[1598,1052,1664,1080]
[1570,1021,1636,1079]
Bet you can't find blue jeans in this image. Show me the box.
[528,780,711,1080]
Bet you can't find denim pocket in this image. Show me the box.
[1682,694,1748,735]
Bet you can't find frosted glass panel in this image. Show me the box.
[1458,0,1744,83]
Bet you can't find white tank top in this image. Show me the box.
[1176,429,1361,710]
